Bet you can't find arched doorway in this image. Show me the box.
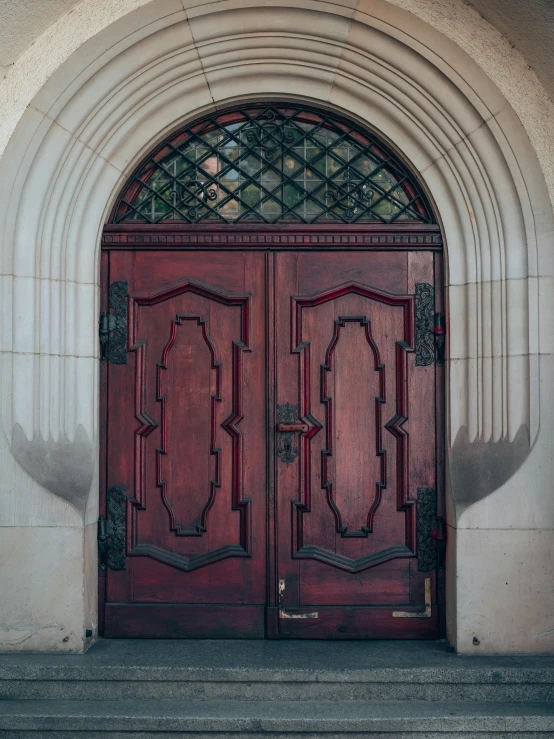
[99,103,444,639]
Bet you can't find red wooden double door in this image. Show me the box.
[101,244,443,639]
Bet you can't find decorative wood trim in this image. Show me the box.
[290,281,416,573]
[156,314,222,536]
[102,224,443,249]
[320,316,386,537]
[126,278,253,571]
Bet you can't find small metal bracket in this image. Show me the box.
[278,579,319,619]
[98,485,127,570]
[392,578,432,618]
[100,281,128,364]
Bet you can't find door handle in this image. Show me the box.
[276,402,305,465]
[277,422,309,433]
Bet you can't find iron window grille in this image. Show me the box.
[112,104,435,225]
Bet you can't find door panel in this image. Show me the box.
[103,251,266,638]
[102,247,441,639]
[274,252,438,638]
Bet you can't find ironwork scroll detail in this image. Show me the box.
[417,486,437,572]
[101,485,127,571]
[106,281,128,365]
[245,110,295,160]
[415,283,434,366]
[277,403,300,465]
[112,104,436,226]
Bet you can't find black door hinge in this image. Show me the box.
[415,284,445,366]
[100,281,128,364]
[98,485,127,570]
[417,488,447,571]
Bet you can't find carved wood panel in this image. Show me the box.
[288,282,415,573]
[103,251,267,637]
[125,280,252,571]
[275,251,439,638]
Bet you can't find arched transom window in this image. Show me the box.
[112,104,435,225]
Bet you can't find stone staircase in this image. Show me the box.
[1,639,553,737]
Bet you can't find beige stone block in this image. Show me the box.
[205,63,336,106]
[64,157,121,285]
[353,0,507,119]
[185,0,357,22]
[31,0,187,120]
[0,106,49,274]
[65,27,200,148]
[329,78,441,172]
[0,526,87,652]
[12,120,74,280]
[12,277,36,354]
[0,415,83,528]
[418,155,476,286]
[192,34,344,75]
[446,284,469,361]
[345,17,484,141]
[454,527,554,654]
[1,275,13,352]
[458,353,554,530]
[539,276,554,355]
[100,75,213,174]
[84,521,98,642]
[492,105,554,270]
[464,123,528,282]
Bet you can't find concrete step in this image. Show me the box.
[2,664,554,701]
[2,640,554,702]
[1,699,554,737]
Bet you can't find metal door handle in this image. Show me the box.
[277,422,309,433]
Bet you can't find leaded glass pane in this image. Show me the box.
[113,104,435,224]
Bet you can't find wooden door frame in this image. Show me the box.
[98,222,445,639]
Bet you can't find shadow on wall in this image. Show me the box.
[450,425,531,514]
[11,424,95,514]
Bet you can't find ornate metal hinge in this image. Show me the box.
[98,485,127,570]
[276,402,307,465]
[417,487,446,571]
[100,281,128,364]
[415,283,445,366]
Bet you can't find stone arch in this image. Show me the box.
[0,0,552,652]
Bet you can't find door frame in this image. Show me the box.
[98,222,446,639]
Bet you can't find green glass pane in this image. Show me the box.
[371,198,392,216]
[240,183,262,209]
[119,106,433,224]
[390,186,409,205]
[351,154,380,177]
[261,198,282,216]
[217,197,240,218]
[283,154,302,176]
[283,182,304,209]
[240,154,262,176]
